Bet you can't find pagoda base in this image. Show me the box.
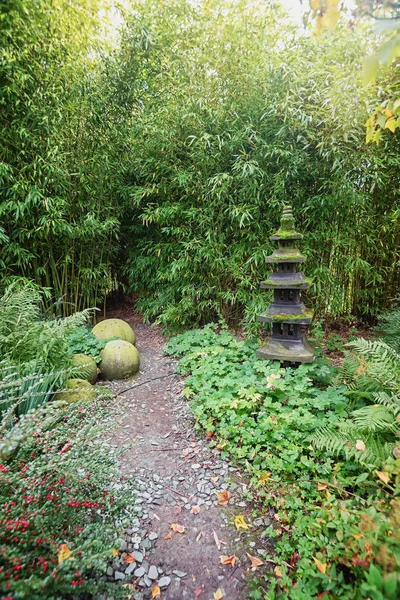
[256,336,315,365]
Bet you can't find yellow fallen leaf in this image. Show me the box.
[234,515,249,530]
[274,565,283,577]
[219,554,236,567]
[191,505,201,514]
[164,532,172,540]
[216,490,231,505]
[356,440,366,452]
[312,556,327,574]
[210,476,219,484]
[152,585,161,598]
[259,472,271,484]
[375,470,391,485]
[112,548,119,557]
[246,552,264,568]
[58,544,72,564]
[214,589,224,600]
[170,523,185,534]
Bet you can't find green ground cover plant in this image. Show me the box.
[165,325,400,599]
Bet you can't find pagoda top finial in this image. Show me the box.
[271,204,303,241]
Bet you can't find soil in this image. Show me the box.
[101,307,273,600]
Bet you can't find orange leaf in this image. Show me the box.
[312,556,327,574]
[58,544,72,564]
[164,532,172,540]
[171,523,185,534]
[152,585,161,599]
[213,589,224,600]
[191,505,200,514]
[246,552,264,568]
[216,490,231,505]
[216,443,227,450]
[123,553,136,564]
[274,565,283,577]
[206,431,214,440]
[219,554,236,567]
[375,470,390,485]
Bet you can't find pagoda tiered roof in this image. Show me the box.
[261,271,312,290]
[258,305,314,325]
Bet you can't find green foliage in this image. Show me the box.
[66,326,107,363]
[0,396,135,599]
[165,326,400,599]
[376,304,400,353]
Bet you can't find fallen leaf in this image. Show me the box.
[274,565,283,577]
[58,544,72,564]
[273,513,281,522]
[123,553,136,564]
[213,530,221,550]
[206,431,214,440]
[375,470,391,485]
[214,589,224,600]
[152,585,161,599]
[216,490,231,505]
[312,556,327,574]
[219,554,237,567]
[352,554,369,568]
[182,449,190,457]
[259,472,271,484]
[164,532,172,540]
[210,476,220,484]
[216,443,227,450]
[194,587,203,597]
[234,515,249,530]
[317,483,328,491]
[171,523,185,534]
[196,531,203,542]
[246,552,264,568]
[111,548,119,557]
[355,440,366,452]
[191,505,201,514]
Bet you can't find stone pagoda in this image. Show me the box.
[256,205,315,366]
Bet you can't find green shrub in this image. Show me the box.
[0,395,134,599]
[66,326,107,364]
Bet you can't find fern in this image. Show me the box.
[312,338,400,468]
[375,304,400,353]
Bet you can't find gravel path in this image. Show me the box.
[102,308,273,600]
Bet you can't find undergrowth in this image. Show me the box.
[165,325,400,600]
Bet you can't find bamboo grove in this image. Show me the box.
[1,0,399,328]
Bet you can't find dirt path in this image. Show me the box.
[103,309,272,600]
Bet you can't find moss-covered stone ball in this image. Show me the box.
[92,318,136,345]
[100,340,140,380]
[71,353,98,385]
[56,379,97,404]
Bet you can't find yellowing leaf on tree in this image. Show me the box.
[355,440,366,452]
[246,552,264,568]
[213,588,224,600]
[274,565,283,577]
[312,556,327,574]
[216,490,231,505]
[123,553,136,564]
[152,585,161,598]
[375,470,391,485]
[219,554,237,567]
[58,544,72,564]
[385,117,397,133]
[170,523,185,534]
[234,514,249,530]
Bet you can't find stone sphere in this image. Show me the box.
[92,318,136,345]
[56,379,97,404]
[100,340,140,380]
[71,353,98,384]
